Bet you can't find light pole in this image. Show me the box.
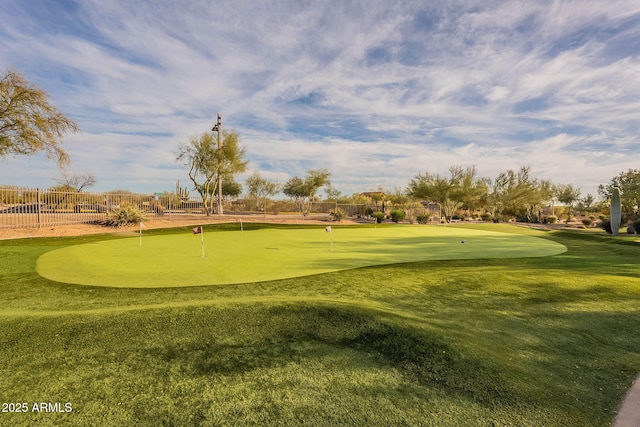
[211,112,223,216]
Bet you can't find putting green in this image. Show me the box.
[37,225,566,288]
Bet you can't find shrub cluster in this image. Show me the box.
[416,213,430,224]
[492,214,509,223]
[515,213,535,223]
[329,207,345,221]
[600,220,640,234]
[390,209,406,223]
[102,205,147,227]
[372,212,385,223]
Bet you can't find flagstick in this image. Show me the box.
[139,222,143,246]
[325,226,334,252]
[241,220,243,233]
[330,230,333,252]
[201,226,205,258]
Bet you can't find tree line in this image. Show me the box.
[178,129,639,224]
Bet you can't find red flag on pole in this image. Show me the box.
[192,226,205,257]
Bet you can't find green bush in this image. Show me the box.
[544,215,558,224]
[515,213,529,223]
[329,207,345,221]
[104,205,147,227]
[372,211,385,223]
[600,220,612,234]
[581,218,593,227]
[416,214,430,224]
[492,214,509,223]
[390,209,406,223]
[516,214,538,224]
[481,213,492,222]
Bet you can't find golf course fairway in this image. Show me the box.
[37,225,566,287]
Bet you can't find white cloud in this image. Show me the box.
[1,0,639,200]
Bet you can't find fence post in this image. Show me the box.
[37,188,42,229]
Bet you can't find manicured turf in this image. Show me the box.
[36,225,566,287]
[2,223,639,426]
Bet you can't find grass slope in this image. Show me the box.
[1,223,639,426]
[36,224,565,287]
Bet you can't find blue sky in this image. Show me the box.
[1,0,639,199]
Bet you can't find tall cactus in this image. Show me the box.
[175,180,190,201]
[610,186,621,235]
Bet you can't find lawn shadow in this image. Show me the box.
[148,303,520,408]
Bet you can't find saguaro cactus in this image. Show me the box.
[175,180,190,201]
[610,186,621,235]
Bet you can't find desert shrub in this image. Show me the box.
[581,218,593,227]
[634,220,640,234]
[492,214,509,223]
[627,226,636,234]
[416,213,430,224]
[480,213,492,222]
[516,214,539,224]
[329,207,345,221]
[515,213,529,222]
[104,205,147,227]
[544,215,558,224]
[390,209,406,223]
[372,211,385,223]
[600,220,612,234]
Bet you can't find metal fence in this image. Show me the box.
[0,187,195,229]
[0,187,370,229]
[227,199,369,217]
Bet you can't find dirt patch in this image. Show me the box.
[0,215,357,240]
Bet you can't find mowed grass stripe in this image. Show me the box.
[36,225,566,287]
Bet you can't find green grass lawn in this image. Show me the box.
[1,223,640,426]
[36,224,566,287]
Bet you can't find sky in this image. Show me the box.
[1,0,639,199]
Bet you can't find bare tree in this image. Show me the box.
[54,168,96,192]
